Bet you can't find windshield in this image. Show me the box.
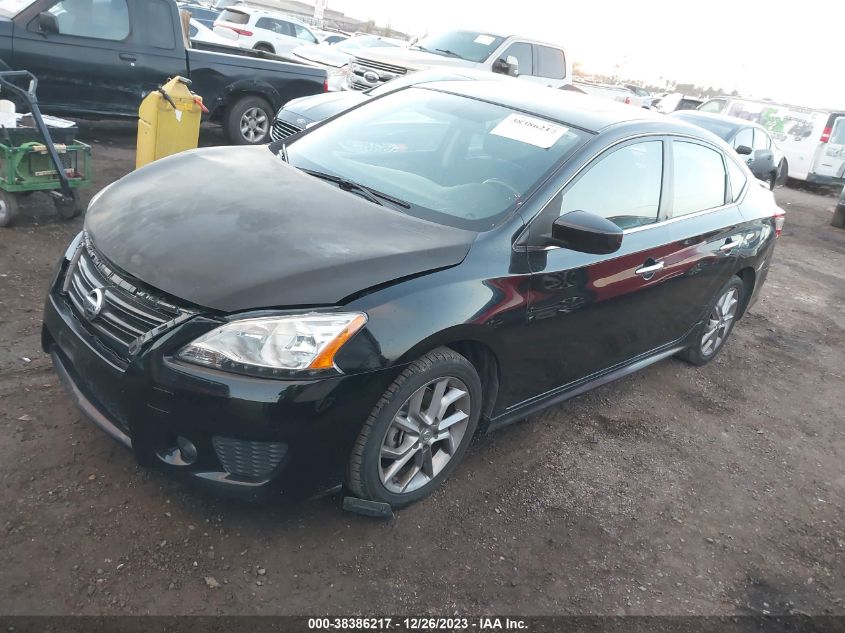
[674,114,737,141]
[0,0,34,16]
[337,35,402,53]
[284,88,589,231]
[414,30,506,63]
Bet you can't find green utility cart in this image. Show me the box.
[0,71,91,227]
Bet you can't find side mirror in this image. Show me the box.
[492,55,519,77]
[547,211,623,255]
[38,11,59,34]
[735,145,753,156]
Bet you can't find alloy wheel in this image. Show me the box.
[378,376,471,494]
[700,287,739,357]
[240,107,269,143]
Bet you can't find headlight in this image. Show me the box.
[177,312,367,376]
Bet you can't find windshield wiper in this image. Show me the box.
[299,168,410,209]
[413,45,432,53]
[435,48,462,58]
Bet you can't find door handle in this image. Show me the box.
[718,239,739,252]
[634,260,665,277]
[119,53,137,62]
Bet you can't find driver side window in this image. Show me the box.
[46,0,130,41]
[558,141,663,230]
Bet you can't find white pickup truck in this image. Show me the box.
[346,29,571,91]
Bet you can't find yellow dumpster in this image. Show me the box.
[136,76,207,169]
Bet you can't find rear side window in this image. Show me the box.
[500,42,533,76]
[698,99,726,114]
[726,157,747,201]
[753,128,770,150]
[560,141,663,230]
[47,0,129,40]
[219,9,248,24]
[535,45,565,79]
[672,141,727,216]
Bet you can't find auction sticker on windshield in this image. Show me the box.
[490,113,569,149]
[474,34,496,45]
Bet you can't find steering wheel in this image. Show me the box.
[482,178,521,200]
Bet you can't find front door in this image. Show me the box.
[12,0,140,115]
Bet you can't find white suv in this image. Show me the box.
[213,6,319,56]
[347,29,571,91]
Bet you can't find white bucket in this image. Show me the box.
[0,100,16,128]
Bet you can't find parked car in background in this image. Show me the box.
[671,111,786,189]
[178,3,220,28]
[44,81,784,507]
[698,96,845,186]
[0,0,327,145]
[624,83,657,108]
[313,29,349,45]
[654,93,704,113]
[571,80,638,106]
[213,6,319,55]
[288,34,407,91]
[188,18,232,46]
[270,68,511,141]
[347,29,570,91]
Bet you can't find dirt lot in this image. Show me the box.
[1,121,843,617]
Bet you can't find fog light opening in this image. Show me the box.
[156,435,198,467]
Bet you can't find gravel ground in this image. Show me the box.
[0,121,843,616]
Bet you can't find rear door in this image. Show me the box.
[811,114,845,182]
[11,0,140,114]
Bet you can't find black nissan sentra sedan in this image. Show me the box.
[42,81,785,507]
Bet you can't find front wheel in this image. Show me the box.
[677,276,744,366]
[347,347,482,508]
[0,190,19,227]
[224,95,273,145]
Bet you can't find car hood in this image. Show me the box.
[283,90,369,123]
[85,146,476,312]
[354,47,477,71]
[292,44,352,68]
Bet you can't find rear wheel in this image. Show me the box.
[347,347,482,508]
[53,190,81,219]
[224,95,273,145]
[0,190,19,227]
[677,276,744,366]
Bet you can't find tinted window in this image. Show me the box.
[501,42,533,76]
[47,0,129,40]
[560,141,663,230]
[733,127,753,149]
[219,8,247,24]
[286,89,589,231]
[726,157,747,201]
[672,142,726,216]
[536,45,565,79]
[146,0,175,48]
[294,24,316,42]
[414,30,506,63]
[673,113,736,141]
[188,23,197,37]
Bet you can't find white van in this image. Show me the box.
[698,97,845,185]
[346,29,570,91]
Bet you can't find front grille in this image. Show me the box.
[352,56,408,77]
[212,436,288,480]
[349,79,372,91]
[64,237,193,362]
[270,118,302,142]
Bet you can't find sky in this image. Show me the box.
[329,0,844,109]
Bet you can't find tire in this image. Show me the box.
[347,347,482,508]
[224,95,273,145]
[54,190,81,219]
[0,190,19,227]
[676,276,745,366]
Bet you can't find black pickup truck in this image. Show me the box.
[0,0,327,144]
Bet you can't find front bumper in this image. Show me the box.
[42,286,399,501]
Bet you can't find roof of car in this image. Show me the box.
[418,80,668,133]
[672,110,764,131]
